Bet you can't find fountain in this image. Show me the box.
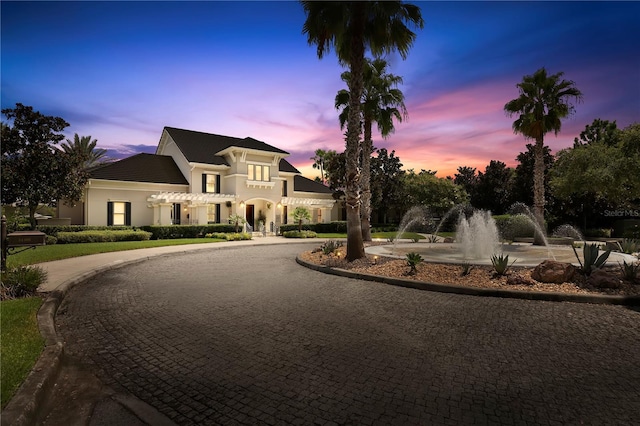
[368,205,637,267]
[456,210,499,259]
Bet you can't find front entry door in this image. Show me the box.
[246,204,255,230]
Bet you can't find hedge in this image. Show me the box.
[282,230,317,238]
[205,232,252,241]
[493,214,538,241]
[16,224,132,236]
[56,230,152,244]
[279,221,347,234]
[140,224,236,239]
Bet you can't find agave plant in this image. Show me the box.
[460,262,473,277]
[620,238,640,255]
[619,260,640,283]
[572,243,611,276]
[490,253,515,276]
[405,252,423,275]
[321,240,343,255]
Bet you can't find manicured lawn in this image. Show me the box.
[1,297,45,408]
[316,231,425,240]
[6,238,225,267]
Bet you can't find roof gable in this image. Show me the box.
[279,158,300,174]
[163,127,289,165]
[89,153,188,185]
[293,175,333,194]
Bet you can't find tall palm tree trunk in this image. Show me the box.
[344,3,366,261]
[532,138,546,245]
[360,117,373,242]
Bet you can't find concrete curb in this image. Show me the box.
[296,256,640,306]
[2,238,321,425]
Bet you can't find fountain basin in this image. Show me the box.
[367,242,637,268]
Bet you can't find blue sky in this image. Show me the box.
[2,1,638,178]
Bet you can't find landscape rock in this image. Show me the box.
[443,237,454,243]
[506,273,536,286]
[531,260,576,284]
[587,269,622,289]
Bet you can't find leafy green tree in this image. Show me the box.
[453,166,478,200]
[335,57,408,241]
[292,206,312,232]
[1,103,86,228]
[61,133,109,169]
[504,68,582,243]
[302,0,423,261]
[472,161,514,215]
[550,122,640,211]
[370,148,405,223]
[401,169,468,217]
[573,118,619,147]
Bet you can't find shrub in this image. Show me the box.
[623,227,640,239]
[282,230,317,238]
[140,224,235,239]
[56,230,152,244]
[205,232,252,241]
[495,214,536,241]
[584,228,612,238]
[1,265,48,299]
[320,240,343,255]
[405,252,423,275]
[45,235,58,245]
[490,253,515,276]
[16,224,132,236]
[279,221,347,234]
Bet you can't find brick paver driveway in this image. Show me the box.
[57,243,640,425]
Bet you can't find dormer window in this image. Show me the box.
[248,164,270,182]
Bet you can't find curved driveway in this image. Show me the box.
[57,243,640,425]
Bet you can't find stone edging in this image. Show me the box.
[296,256,640,306]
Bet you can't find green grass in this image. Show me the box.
[6,238,225,267]
[1,297,45,408]
[316,231,425,240]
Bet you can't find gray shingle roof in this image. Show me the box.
[279,159,300,174]
[163,127,289,166]
[89,153,188,185]
[293,175,333,194]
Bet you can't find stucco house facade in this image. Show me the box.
[59,127,338,231]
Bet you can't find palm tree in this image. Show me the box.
[310,148,329,184]
[61,134,108,169]
[504,68,582,244]
[301,1,423,261]
[335,57,407,241]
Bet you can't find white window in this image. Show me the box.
[207,205,217,223]
[205,175,216,192]
[248,164,270,182]
[112,202,126,226]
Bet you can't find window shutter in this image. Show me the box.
[215,204,221,223]
[202,174,207,193]
[125,202,132,226]
[216,175,221,194]
[107,202,114,226]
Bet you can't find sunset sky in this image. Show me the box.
[2,1,638,179]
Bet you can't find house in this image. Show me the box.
[58,127,338,230]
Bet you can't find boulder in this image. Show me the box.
[506,273,536,286]
[587,269,622,289]
[531,260,576,284]
[443,237,454,243]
